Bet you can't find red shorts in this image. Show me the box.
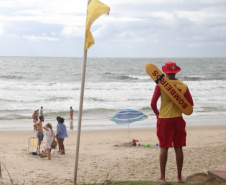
[157,117,186,148]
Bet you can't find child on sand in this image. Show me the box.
[43,123,55,160]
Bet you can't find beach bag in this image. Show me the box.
[51,140,57,149]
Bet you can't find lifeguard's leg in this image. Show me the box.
[174,147,184,182]
[156,147,168,182]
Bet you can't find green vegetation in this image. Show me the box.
[80,172,225,185]
[82,182,205,185]
[81,179,224,185]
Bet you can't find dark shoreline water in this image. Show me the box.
[0,115,225,130]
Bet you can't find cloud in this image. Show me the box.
[0,0,87,28]
[23,33,59,41]
[61,26,84,37]
[0,0,87,13]
[0,24,4,35]
[0,0,226,57]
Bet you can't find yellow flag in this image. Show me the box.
[84,0,110,50]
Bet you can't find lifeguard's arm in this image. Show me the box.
[184,87,194,106]
[150,85,161,115]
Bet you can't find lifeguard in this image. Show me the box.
[148,62,194,183]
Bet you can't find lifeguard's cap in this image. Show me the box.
[162,62,181,74]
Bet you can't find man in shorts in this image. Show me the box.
[35,116,44,154]
[150,62,194,183]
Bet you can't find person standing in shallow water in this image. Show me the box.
[36,109,39,118]
[150,62,194,183]
[32,110,38,131]
[40,106,44,117]
[56,117,68,154]
[70,106,73,120]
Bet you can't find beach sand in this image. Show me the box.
[0,124,226,185]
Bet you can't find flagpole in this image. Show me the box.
[73,49,87,185]
[73,0,109,183]
[73,0,90,180]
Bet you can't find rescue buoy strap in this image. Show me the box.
[155,74,165,84]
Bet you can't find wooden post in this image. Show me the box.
[0,162,2,178]
[73,49,88,185]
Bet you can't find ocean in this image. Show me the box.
[0,56,226,129]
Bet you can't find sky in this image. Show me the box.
[0,0,226,57]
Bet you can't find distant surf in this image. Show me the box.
[0,56,225,122]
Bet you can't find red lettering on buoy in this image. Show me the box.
[182,103,188,109]
[166,85,172,91]
[160,78,167,86]
[156,75,161,81]
[152,70,158,76]
[179,99,184,105]
[164,83,168,88]
[174,93,181,101]
[170,89,176,96]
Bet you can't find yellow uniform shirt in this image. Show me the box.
[159,79,188,118]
